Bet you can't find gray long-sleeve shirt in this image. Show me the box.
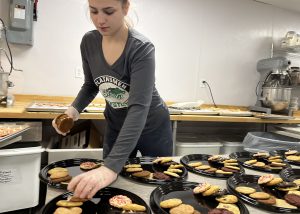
[72,29,167,173]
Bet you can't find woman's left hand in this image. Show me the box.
[67,166,118,199]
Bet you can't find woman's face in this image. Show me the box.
[88,0,129,36]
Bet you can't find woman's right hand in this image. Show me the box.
[52,106,80,135]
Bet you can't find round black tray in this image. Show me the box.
[150,181,249,214]
[40,187,151,214]
[270,150,300,166]
[229,151,291,173]
[280,168,300,182]
[180,154,245,179]
[120,157,188,185]
[227,174,300,213]
[39,158,103,189]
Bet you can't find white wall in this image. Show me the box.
[0,0,300,106]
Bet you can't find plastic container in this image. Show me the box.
[220,142,244,154]
[176,134,222,155]
[0,146,44,213]
[243,132,300,153]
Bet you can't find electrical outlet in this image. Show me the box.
[200,79,206,88]
[75,67,84,79]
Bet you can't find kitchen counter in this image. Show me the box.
[1,94,300,124]
[44,157,299,214]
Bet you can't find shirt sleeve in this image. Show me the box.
[104,42,155,173]
[72,39,99,113]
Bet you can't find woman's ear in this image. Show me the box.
[123,0,130,15]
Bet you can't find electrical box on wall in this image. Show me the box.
[7,0,34,45]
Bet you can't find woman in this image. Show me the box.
[52,0,172,199]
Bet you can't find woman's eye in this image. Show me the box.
[90,10,98,14]
[103,9,115,15]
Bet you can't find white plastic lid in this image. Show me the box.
[176,142,223,147]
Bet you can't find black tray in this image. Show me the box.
[40,187,151,214]
[39,158,104,189]
[280,168,300,182]
[180,154,245,179]
[120,157,188,185]
[270,150,300,166]
[150,181,249,214]
[227,174,300,213]
[230,151,291,173]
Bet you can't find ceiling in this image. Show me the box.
[254,0,300,13]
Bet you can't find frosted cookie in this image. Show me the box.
[193,182,211,194]
[80,162,100,170]
[258,174,274,184]
[109,195,132,208]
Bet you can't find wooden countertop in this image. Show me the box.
[1,94,300,123]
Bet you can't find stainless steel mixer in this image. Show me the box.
[250,56,292,114]
[0,72,14,106]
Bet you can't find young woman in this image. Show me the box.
[52,0,172,199]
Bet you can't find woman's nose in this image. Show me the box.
[95,13,106,26]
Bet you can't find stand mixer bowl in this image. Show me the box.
[0,72,9,98]
[261,87,292,111]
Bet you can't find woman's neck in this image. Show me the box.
[103,24,129,44]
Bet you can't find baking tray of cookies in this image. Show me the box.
[229,151,291,173]
[39,158,104,189]
[280,168,300,184]
[26,102,70,112]
[120,157,188,185]
[150,181,249,214]
[180,154,245,179]
[270,150,300,166]
[40,187,151,214]
[227,174,300,213]
[0,124,30,144]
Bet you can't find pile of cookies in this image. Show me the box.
[109,195,146,212]
[48,167,72,184]
[244,152,287,170]
[234,174,300,209]
[123,157,184,181]
[284,150,300,163]
[187,155,241,176]
[160,198,200,214]
[53,197,85,214]
[193,182,240,214]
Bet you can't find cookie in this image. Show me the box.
[288,190,300,196]
[80,162,100,170]
[285,150,298,155]
[276,181,299,191]
[223,159,238,163]
[216,203,240,214]
[205,168,218,174]
[294,179,300,186]
[48,167,68,175]
[224,166,240,170]
[68,196,88,202]
[253,152,269,158]
[109,195,132,208]
[284,194,300,207]
[124,164,142,168]
[126,167,143,172]
[216,195,238,204]
[193,182,211,194]
[170,204,194,214]
[153,172,171,180]
[122,203,146,212]
[249,192,270,199]
[224,163,239,166]
[169,164,184,169]
[258,174,274,184]
[208,208,234,214]
[265,177,283,186]
[208,155,222,161]
[287,155,300,161]
[55,114,74,133]
[167,168,183,173]
[252,162,265,167]
[160,198,182,208]
[56,200,83,207]
[50,171,69,179]
[164,171,180,178]
[268,155,282,160]
[270,159,283,163]
[132,170,151,178]
[195,165,211,170]
[153,157,172,164]
[235,186,256,194]
[257,196,276,205]
[270,162,286,167]
[244,159,257,165]
[188,162,203,167]
[212,189,229,197]
[221,167,238,173]
[54,207,82,214]
[215,170,233,175]
[275,199,297,209]
[202,185,220,196]
[51,175,72,183]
